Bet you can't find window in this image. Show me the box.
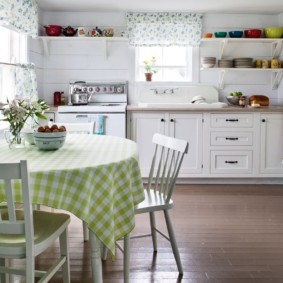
[0,26,27,103]
[136,46,194,82]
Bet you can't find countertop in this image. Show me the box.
[127,105,283,113]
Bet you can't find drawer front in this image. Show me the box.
[210,114,253,128]
[211,132,253,146]
[211,151,252,174]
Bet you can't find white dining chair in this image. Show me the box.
[0,160,70,283]
[56,121,95,241]
[111,133,189,282]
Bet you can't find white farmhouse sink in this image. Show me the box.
[138,85,227,109]
[138,102,228,109]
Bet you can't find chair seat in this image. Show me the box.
[0,210,70,258]
[135,189,173,214]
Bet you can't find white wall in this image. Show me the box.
[29,11,283,106]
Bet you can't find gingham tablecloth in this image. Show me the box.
[0,134,145,255]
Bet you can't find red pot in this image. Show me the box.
[44,25,62,36]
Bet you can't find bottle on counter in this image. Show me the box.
[60,92,65,105]
[239,96,246,107]
[53,91,61,106]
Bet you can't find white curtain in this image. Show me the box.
[126,12,203,47]
[0,0,38,37]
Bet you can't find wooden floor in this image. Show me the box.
[14,184,283,282]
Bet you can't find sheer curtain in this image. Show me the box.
[126,12,203,47]
[0,0,38,101]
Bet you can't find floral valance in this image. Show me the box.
[0,0,38,37]
[126,12,203,47]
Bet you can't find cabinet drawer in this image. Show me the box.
[211,151,252,174]
[211,132,253,146]
[210,114,253,128]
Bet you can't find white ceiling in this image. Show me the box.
[36,0,283,15]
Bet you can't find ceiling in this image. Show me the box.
[36,0,283,15]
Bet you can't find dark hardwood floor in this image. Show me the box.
[14,184,283,282]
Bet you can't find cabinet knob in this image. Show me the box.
[262,119,266,122]
[170,119,174,122]
[161,118,165,122]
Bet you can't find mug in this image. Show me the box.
[271,59,280,69]
[255,60,262,68]
[77,27,87,37]
[262,60,269,69]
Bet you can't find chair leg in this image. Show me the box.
[60,229,70,283]
[83,221,89,241]
[123,233,130,283]
[149,212,157,251]
[0,258,6,283]
[163,210,183,274]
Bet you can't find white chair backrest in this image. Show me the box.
[56,122,95,134]
[0,160,34,243]
[147,133,189,203]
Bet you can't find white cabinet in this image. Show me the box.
[128,111,203,177]
[260,113,283,174]
[203,113,256,176]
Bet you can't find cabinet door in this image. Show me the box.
[169,113,203,176]
[260,114,283,174]
[130,112,166,177]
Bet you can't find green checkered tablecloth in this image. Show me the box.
[0,134,145,255]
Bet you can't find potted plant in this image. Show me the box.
[143,57,157,81]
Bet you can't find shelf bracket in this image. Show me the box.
[218,69,227,89]
[271,70,283,90]
[271,40,283,58]
[219,39,228,59]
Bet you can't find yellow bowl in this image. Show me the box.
[264,27,283,38]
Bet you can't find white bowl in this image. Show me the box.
[33,131,66,150]
[201,63,215,68]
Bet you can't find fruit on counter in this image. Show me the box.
[38,124,66,132]
[228,91,243,97]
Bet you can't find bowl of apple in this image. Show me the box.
[226,92,243,106]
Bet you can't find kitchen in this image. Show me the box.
[1,0,283,282]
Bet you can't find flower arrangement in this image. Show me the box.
[143,56,157,74]
[1,97,49,147]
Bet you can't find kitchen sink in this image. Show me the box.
[138,102,228,109]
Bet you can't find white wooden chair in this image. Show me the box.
[56,121,95,241]
[0,160,70,283]
[112,133,189,282]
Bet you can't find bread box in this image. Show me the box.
[249,95,269,106]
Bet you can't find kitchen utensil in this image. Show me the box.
[70,93,89,105]
[264,27,283,38]
[62,26,77,37]
[244,29,261,38]
[44,25,62,36]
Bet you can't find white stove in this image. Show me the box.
[57,81,128,137]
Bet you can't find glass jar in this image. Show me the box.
[239,96,246,107]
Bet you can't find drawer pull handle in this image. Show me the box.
[225,161,238,164]
[225,137,239,140]
[225,119,239,122]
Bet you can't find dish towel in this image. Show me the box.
[95,115,104,135]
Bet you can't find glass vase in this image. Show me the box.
[4,130,25,149]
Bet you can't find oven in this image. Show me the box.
[57,81,127,138]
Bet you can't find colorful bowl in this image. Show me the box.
[214,32,227,38]
[264,27,283,38]
[203,33,213,38]
[229,31,243,38]
[244,29,262,38]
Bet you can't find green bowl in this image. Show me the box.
[264,27,283,38]
[214,32,227,38]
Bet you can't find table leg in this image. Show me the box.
[89,230,103,283]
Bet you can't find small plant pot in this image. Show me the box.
[145,73,152,81]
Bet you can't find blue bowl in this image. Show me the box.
[229,31,243,38]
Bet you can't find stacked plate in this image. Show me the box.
[233,58,253,68]
[218,59,233,68]
[201,57,216,68]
